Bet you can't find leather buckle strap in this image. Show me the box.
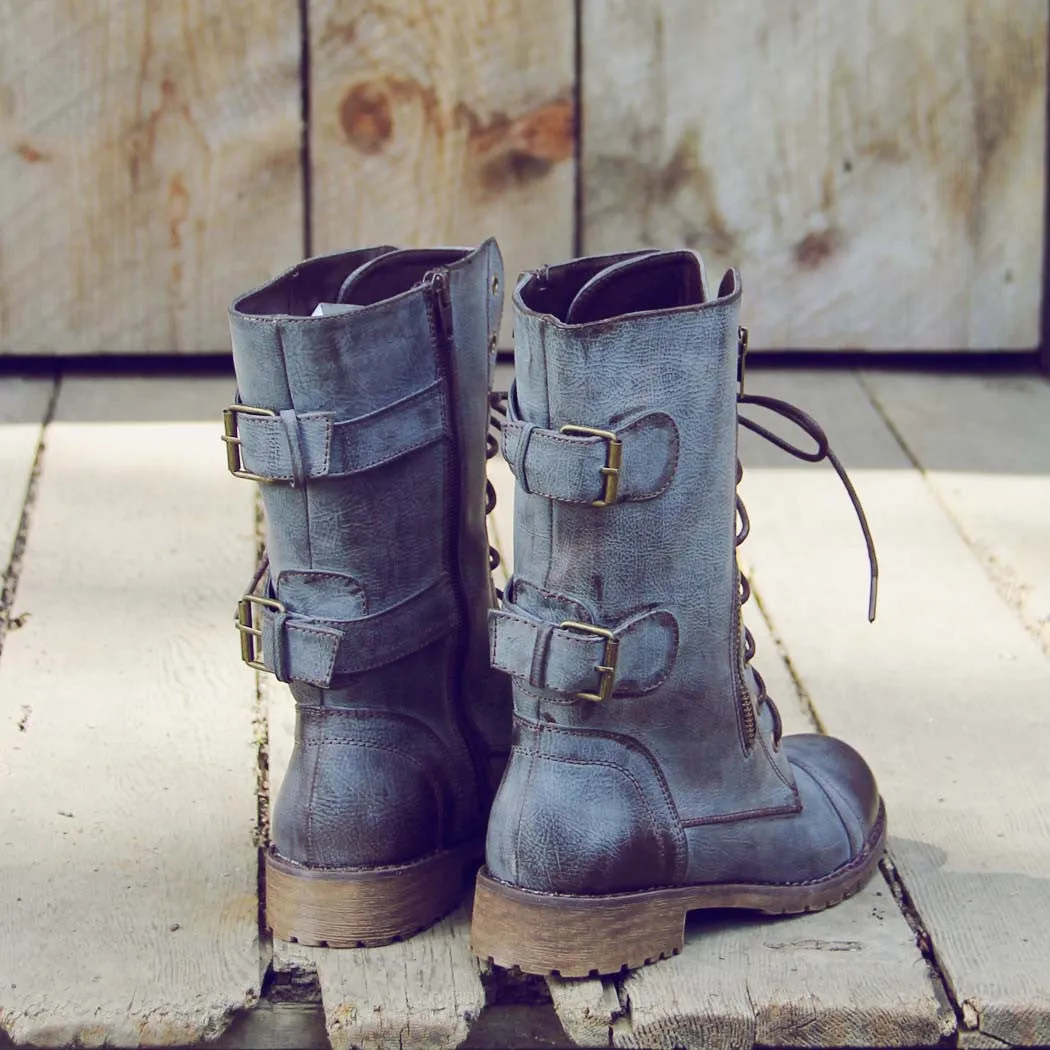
[236,591,284,669]
[236,568,458,687]
[557,427,622,506]
[501,394,679,507]
[223,404,277,482]
[489,603,678,701]
[223,379,447,484]
[557,620,619,701]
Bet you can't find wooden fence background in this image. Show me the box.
[0,0,1046,355]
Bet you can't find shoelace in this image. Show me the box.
[486,390,508,588]
[736,392,879,745]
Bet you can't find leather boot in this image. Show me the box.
[226,239,510,946]
[470,250,885,976]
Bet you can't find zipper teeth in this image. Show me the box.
[425,268,491,809]
[735,569,757,747]
[426,269,465,624]
[734,324,757,747]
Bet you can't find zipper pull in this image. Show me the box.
[737,326,749,395]
[424,268,454,345]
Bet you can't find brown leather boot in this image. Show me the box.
[471,250,884,976]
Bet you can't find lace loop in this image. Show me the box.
[737,393,878,622]
[735,387,880,748]
[486,390,509,578]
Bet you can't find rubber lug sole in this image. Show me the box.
[266,838,482,948]
[471,800,887,976]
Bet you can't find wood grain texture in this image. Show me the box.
[618,883,945,1049]
[738,369,1050,1047]
[0,379,52,571]
[308,0,575,343]
[862,372,1050,654]
[547,607,945,1049]
[582,0,1047,351]
[0,2,302,354]
[266,677,487,1050]
[0,378,261,1046]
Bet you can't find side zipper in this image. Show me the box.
[425,268,454,347]
[424,267,494,806]
[735,324,757,749]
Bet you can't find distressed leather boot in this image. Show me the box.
[226,239,510,946]
[470,250,885,976]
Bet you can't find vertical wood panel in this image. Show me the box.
[308,0,575,337]
[0,1,302,355]
[583,0,1048,351]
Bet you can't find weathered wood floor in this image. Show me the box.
[0,368,1047,1049]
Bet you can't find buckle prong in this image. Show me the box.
[559,425,623,506]
[559,620,620,702]
[236,593,285,671]
[223,404,277,482]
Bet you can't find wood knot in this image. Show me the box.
[15,141,49,164]
[503,98,574,164]
[473,97,575,193]
[794,229,839,270]
[340,83,393,154]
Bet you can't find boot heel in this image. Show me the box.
[470,869,687,977]
[266,842,480,948]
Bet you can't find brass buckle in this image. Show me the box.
[223,404,276,482]
[559,620,620,702]
[559,425,623,507]
[235,593,285,671]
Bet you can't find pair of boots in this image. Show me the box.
[225,240,885,977]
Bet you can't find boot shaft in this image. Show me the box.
[226,241,510,876]
[491,251,793,828]
[474,249,886,977]
[228,242,501,639]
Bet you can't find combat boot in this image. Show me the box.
[471,249,884,975]
[226,240,510,946]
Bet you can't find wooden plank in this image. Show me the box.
[862,371,1050,653]
[308,0,575,343]
[0,378,261,1046]
[266,675,487,1050]
[0,379,52,572]
[547,607,946,1048]
[0,3,302,354]
[582,0,1047,351]
[737,369,1050,1047]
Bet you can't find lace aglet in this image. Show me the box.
[867,570,878,623]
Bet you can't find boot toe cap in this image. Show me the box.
[781,733,882,857]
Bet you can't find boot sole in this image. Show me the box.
[266,838,482,948]
[471,799,887,976]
